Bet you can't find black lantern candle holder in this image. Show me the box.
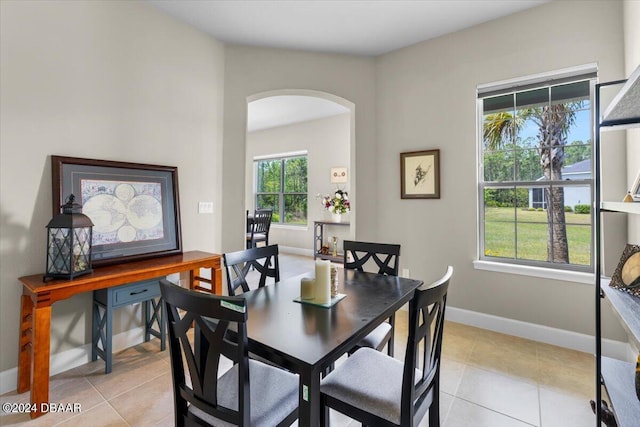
[44,194,94,281]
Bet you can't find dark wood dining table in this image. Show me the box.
[238,269,424,426]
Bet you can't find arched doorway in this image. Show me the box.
[245,89,356,256]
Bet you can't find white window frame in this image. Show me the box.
[254,150,308,226]
[475,64,597,280]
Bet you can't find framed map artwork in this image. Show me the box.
[52,156,182,266]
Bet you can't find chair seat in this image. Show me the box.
[191,359,299,427]
[356,322,392,351]
[321,347,420,425]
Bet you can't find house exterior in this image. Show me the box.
[529,159,592,210]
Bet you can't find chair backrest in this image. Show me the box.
[223,244,280,296]
[401,266,453,425]
[251,209,273,236]
[343,240,401,276]
[160,279,250,427]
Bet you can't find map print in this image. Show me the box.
[81,180,164,245]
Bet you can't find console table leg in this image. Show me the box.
[144,300,151,343]
[17,295,33,393]
[144,298,166,351]
[31,305,51,418]
[213,266,222,294]
[189,267,223,295]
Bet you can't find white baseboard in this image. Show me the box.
[446,306,631,360]
[279,246,314,257]
[0,326,147,395]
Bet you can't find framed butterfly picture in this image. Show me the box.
[400,149,440,199]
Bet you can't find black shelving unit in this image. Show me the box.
[594,64,640,427]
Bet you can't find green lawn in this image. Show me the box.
[484,207,592,266]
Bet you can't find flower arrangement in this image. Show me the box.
[319,189,351,214]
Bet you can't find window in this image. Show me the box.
[255,153,307,225]
[477,69,595,271]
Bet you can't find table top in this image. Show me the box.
[241,269,423,368]
[19,250,221,300]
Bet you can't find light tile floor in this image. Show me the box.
[1,254,596,426]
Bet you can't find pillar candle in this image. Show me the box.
[300,277,315,300]
[314,260,331,304]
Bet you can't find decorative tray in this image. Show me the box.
[293,293,346,308]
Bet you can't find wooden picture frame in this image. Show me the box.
[400,149,440,199]
[52,156,182,266]
[610,243,640,296]
[632,169,640,202]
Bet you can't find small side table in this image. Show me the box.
[313,220,350,263]
[92,280,166,373]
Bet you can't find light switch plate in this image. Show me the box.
[198,201,214,214]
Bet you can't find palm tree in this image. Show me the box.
[483,102,581,264]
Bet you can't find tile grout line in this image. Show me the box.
[535,345,544,427]
[451,395,539,427]
[50,378,128,427]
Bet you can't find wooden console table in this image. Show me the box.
[17,250,222,418]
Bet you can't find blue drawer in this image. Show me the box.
[95,280,161,308]
[113,280,160,307]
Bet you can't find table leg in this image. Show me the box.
[299,366,322,427]
[30,305,52,418]
[17,295,33,393]
[213,265,222,294]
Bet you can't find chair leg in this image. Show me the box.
[428,383,441,426]
[320,397,330,427]
[387,315,395,357]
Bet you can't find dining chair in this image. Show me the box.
[223,244,280,296]
[246,209,273,249]
[343,240,401,357]
[319,266,453,427]
[159,279,299,427]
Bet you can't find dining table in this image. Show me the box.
[236,268,424,427]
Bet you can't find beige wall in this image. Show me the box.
[0,0,225,374]
[375,0,627,339]
[222,46,376,253]
[246,114,352,251]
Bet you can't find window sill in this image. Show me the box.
[472,260,594,284]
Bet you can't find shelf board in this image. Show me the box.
[315,253,343,263]
[313,221,350,226]
[601,280,640,344]
[600,201,640,214]
[601,64,640,128]
[601,356,640,427]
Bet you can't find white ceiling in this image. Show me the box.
[148,0,550,56]
[248,96,349,132]
[147,0,550,130]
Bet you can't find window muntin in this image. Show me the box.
[255,154,307,225]
[478,77,594,271]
